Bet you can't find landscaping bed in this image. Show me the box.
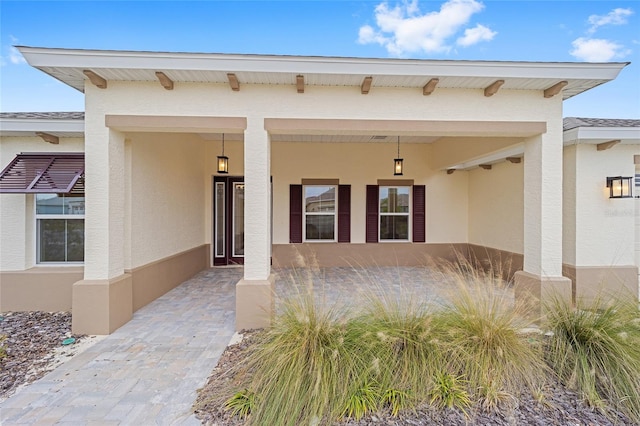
[0,311,89,401]
[194,265,640,426]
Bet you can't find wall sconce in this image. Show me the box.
[606,176,633,198]
[217,133,229,174]
[394,136,403,176]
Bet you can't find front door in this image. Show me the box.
[213,176,244,265]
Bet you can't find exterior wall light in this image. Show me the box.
[217,133,229,174]
[394,136,403,176]
[606,176,633,198]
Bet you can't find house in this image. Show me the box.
[0,47,638,335]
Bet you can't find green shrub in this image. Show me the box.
[429,371,471,415]
[340,379,380,420]
[224,389,255,419]
[382,387,413,417]
[544,294,640,422]
[433,261,547,401]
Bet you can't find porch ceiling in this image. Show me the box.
[18,46,628,100]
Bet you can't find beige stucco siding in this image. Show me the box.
[270,141,468,244]
[468,160,524,255]
[565,143,639,267]
[0,136,84,271]
[127,133,208,269]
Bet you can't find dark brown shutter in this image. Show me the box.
[412,185,426,243]
[289,184,303,243]
[337,185,351,243]
[366,185,379,243]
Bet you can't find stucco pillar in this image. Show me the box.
[72,121,132,334]
[236,117,274,330]
[515,129,571,313]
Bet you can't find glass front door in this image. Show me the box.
[214,176,244,265]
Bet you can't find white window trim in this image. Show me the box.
[303,184,338,243]
[35,195,85,265]
[379,186,411,242]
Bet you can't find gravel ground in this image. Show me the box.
[193,331,636,426]
[0,311,89,401]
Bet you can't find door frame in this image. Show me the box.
[213,175,245,266]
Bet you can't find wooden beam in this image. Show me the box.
[423,78,439,96]
[479,164,492,170]
[155,72,174,90]
[82,70,107,89]
[484,79,504,97]
[361,76,373,94]
[543,81,568,98]
[36,132,59,145]
[296,75,304,93]
[227,73,240,91]
[597,140,621,151]
[446,169,455,175]
[506,157,522,164]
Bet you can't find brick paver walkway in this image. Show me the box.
[0,267,242,425]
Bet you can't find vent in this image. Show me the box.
[370,135,388,140]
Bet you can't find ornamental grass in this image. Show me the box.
[544,292,640,422]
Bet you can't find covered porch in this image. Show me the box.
[13,47,626,334]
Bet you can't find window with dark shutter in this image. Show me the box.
[289,184,303,243]
[366,185,379,243]
[338,185,351,242]
[412,185,426,243]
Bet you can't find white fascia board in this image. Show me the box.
[0,118,84,135]
[564,126,640,144]
[18,46,628,80]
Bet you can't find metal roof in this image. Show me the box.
[17,46,629,100]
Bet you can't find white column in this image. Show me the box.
[83,121,126,280]
[243,117,271,280]
[523,131,564,278]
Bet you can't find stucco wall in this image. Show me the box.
[0,136,84,271]
[468,160,524,254]
[270,141,469,245]
[127,132,207,269]
[566,143,639,267]
[562,145,578,266]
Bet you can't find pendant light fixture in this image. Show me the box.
[217,133,229,174]
[394,136,403,176]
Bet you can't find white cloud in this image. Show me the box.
[358,0,495,56]
[570,37,630,62]
[588,8,633,33]
[1,35,26,66]
[456,24,496,47]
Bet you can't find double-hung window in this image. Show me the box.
[36,193,85,263]
[379,186,410,241]
[303,185,337,241]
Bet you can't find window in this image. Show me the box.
[304,185,336,241]
[379,186,410,241]
[36,193,84,263]
[366,184,425,243]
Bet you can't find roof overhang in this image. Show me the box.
[564,126,640,146]
[17,46,628,100]
[0,116,84,138]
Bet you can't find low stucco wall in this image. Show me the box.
[0,267,83,312]
[128,244,210,311]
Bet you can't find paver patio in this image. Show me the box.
[0,265,512,425]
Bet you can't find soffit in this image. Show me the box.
[19,47,627,100]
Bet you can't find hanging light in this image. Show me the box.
[394,136,403,176]
[217,133,229,174]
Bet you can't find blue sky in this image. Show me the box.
[1,0,638,118]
